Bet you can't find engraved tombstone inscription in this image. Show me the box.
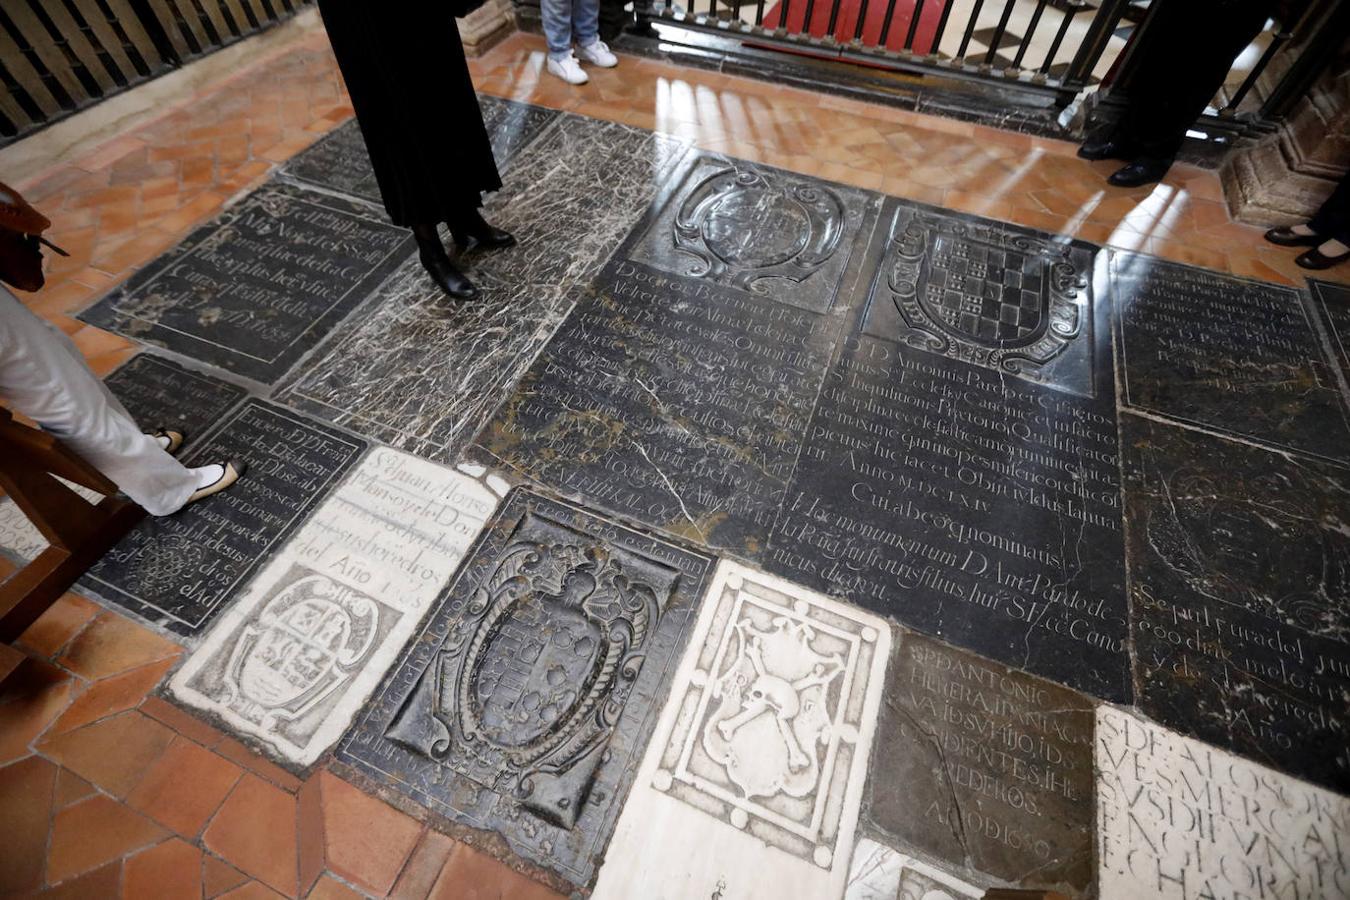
[80,400,365,636]
[865,632,1095,893]
[1125,414,1350,793]
[766,202,1128,702]
[80,183,410,383]
[1114,253,1350,463]
[337,489,712,886]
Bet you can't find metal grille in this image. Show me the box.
[0,0,313,145]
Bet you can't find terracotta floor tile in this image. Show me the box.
[32,860,123,900]
[318,772,422,896]
[430,844,561,900]
[203,854,252,898]
[127,736,243,838]
[49,657,178,735]
[0,659,75,765]
[219,881,288,900]
[298,775,324,895]
[0,755,58,892]
[52,768,97,810]
[56,612,180,681]
[47,794,166,884]
[15,593,101,660]
[156,191,226,236]
[38,710,175,798]
[123,838,203,900]
[139,695,228,748]
[203,775,300,897]
[389,831,457,900]
[213,737,303,792]
[307,875,366,900]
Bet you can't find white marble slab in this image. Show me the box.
[593,561,891,899]
[845,839,984,900]
[1097,705,1350,900]
[169,447,499,765]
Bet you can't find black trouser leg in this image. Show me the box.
[1309,174,1350,245]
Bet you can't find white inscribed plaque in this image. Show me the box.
[593,561,890,899]
[1096,706,1350,900]
[170,447,498,765]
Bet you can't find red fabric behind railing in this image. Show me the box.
[760,0,947,53]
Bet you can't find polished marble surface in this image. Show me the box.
[336,488,713,886]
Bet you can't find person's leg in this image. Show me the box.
[0,293,201,515]
[540,0,576,58]
[1308,174,1350,244]
[573,0,618,69]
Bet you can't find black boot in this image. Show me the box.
[1077,124,1136,162]
[1108,157,1172,188]
[412,224,478,300]
[450,209,516,251]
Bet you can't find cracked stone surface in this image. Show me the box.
[1112,252,1350,464]
[1097,706,1350,900]
[593,561,890,900]
[336,488,713,887]
[845,838,986,900]
[169,447,502,766]
[864,631,1095,894]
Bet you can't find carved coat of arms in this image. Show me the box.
[672,168,846,292]
[221,573,379,731]
[386,535,666,828]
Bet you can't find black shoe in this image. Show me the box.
[1264,225,1322,247]
[451,212,516,251]
[419,250,479,299]
[1295,243,1350,270]
[1077,138,1137,162]
[1108,158,1171,188]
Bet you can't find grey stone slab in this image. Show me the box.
[280,96,558,207]
[103,353,247,448]
[80,182,411,383]
[336,488,713,887]
[472,151,879,556]
[865,631,1095,894]
[80,400,365,636]
[1311,278,1350,389]
[1125,413,1350,794]
[274,115,688,462]
[1113,252,1350,464]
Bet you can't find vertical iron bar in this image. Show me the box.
[956,0,985,60]
[802,0,818,37]
[1011,0,1049,69]
[852,0,871,42]
[1222,31,1287,113]
[1061,0,1132,87]
[754,0,765,26]
[983,0,1017,65]
[1259,0,1348,119]
[1038,4,1076,74]
[825,0,843,38]
[734,0,743,25]
[779,0,792,31]
[877,0,900,48]
[901,0,927,51]
[930,0,955,55]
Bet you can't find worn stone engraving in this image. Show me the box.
[845,840,986,900]
[1096,706,1350,900]
[336,489,712,886]
[628,155,871,312]
[864,203,1096,395]
[593,562,889,899]
[171,448,497,764]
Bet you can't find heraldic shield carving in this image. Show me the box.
[220,572,380,732]
[882,208,1088,380]
[386,510,678,829]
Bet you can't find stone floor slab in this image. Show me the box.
[1113,253,1350,464]
[275,115,688,463]
[845,838,985,900]
[169,447,501,766]
[336,488,713,886]
[1096,706,1350,900]
[864,632,1095,894]
[80,182,410,384]
[1311,278,1350,391]
[80,401,365,636]
[592,561,890,900]
[279,96,557,207]
[1124,413,1350,794]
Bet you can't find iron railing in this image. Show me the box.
[0,0,314,146]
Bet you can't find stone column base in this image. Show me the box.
[460,0,516,57]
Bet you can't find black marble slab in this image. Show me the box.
[280,96,558,207]
[865,631,1095,893]
[767,202,1129,702]
[105,353,247,448]
[336,488,713,887]
[274,115,689,463]
[80,183,410,383]
[80,400,365,636]
[1125,414,1350,794]
[1113,253,1350,464]
[1310,278,1350,391]
[472,152,879,555]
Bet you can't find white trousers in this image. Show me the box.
[0,287,197,516]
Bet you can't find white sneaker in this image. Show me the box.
[577,39,618,68]
[547,52,588,85]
